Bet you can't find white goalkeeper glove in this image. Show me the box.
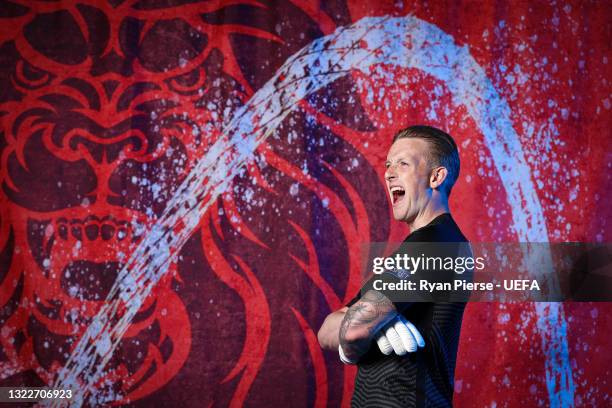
[375,315,425,356]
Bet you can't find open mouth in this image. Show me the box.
[390,186,406,205]
[61,260,123,301]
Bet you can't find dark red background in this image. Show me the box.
[0,1,610,406]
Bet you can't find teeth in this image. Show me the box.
[390,187,404,193]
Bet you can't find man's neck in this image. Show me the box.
[409,201,449,232]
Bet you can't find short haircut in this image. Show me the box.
[392,125,460,196]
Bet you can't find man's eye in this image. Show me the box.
[385,163,391,168]
[400,161,409,166]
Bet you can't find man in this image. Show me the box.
[318,125,469,407]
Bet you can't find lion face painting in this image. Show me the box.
[0,1,609,407]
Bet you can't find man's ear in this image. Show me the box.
[429,166,448,190]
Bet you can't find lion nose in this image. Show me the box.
[67,131,146,163]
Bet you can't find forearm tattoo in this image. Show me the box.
[339,290,396,361]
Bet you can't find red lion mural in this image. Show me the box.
[0,0,609,407]
[0,1,371,405]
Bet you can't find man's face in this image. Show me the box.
[384,138,433,222]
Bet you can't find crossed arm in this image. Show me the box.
[317,290,398,362]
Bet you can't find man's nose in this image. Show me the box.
[385,164,397,181]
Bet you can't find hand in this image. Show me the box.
[375,315,425,356]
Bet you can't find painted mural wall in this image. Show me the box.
[0,0,609,406]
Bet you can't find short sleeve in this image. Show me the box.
[345,274,413,313]
[345,293,360,307]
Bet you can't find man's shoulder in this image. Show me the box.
[406,213,468,243]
